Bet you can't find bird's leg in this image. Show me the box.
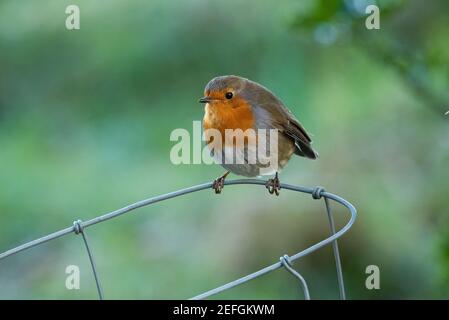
[212,171,230,194]
[266,172,281,196]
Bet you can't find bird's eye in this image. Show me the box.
[225,92,233,99]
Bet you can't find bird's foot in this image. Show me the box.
[212,171,230,194]
[266,173,281,196]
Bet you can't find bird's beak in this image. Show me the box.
[198,96,212,103]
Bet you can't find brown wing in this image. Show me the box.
[282,115,317,158]
[246,82,318,159]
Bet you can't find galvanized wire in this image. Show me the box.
[190,182,356,299]
[73,220,104,300]
[324,197,346,299]
[280,254,310,300]
[312,186,346,299]
[0,179,357,299]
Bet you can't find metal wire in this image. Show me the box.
[73,220,104,300]
[280,254,310,300]
[0,179,357,299]
[190,182,356,300]
[313,186,346,299]
[324,197,346,299]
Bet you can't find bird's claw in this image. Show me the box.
[266,174,281,196]
[212,177,225,194]
[212,172,229,194]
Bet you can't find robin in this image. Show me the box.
[199,75,318,195]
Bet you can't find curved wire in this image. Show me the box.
[73,220,104,300]
[190,182,357,300]
[280,254,310,300]
[0,179,357,300]
[324,197,346,299]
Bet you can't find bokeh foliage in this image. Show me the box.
[0,0,448,299]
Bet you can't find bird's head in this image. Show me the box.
[199,75,249,108]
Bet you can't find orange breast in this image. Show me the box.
[203,98,255,147]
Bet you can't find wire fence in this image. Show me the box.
[0,179,357,300]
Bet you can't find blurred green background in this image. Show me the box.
[1,0,448,299]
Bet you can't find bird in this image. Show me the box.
[199,75,318,195]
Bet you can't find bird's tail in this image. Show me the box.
[294,140,318,159]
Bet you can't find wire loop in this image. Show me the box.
[0,179,357,300]
[72,219,104,300]
[73,219,83,235]
[312,186,325,199]
[280,254,310,300]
